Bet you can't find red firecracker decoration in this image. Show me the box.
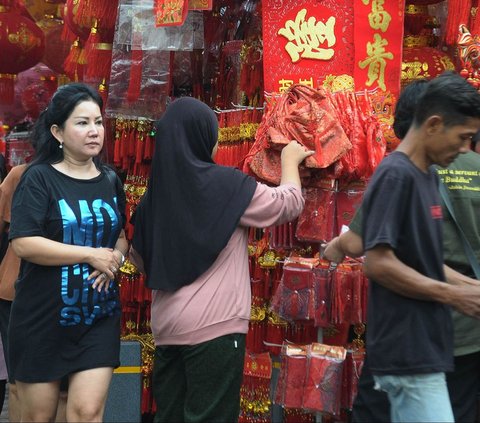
[0,9,45,104]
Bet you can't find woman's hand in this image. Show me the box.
[87,247,122,292]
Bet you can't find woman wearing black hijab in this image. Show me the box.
[130,97,313,422]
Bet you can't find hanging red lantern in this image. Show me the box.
[22,0,63,23]
[0,9,45,104]
[37,17,70,75]
[63,0,90,41]
[401,46,457,88]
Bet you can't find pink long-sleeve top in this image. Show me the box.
[150,182,304,346]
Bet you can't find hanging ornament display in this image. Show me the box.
[444,0,472,46]
[457,24,480,87]
[0,8,45,104]
[37,16,70,75]
[22,0,63,22]
[401,46,456,87]
[154,0,189,27]
[63,0,90,41]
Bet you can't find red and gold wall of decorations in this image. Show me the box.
[0,1,478,422]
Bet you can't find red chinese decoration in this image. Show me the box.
[188,0,212,10]
[37,16,70,75]
[263,0,353,94]
[22,0,63,22]
[401,46,457,88]
[0,9,45,104]
[154,0,188,27]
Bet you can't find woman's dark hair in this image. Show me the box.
[30,82,103,166]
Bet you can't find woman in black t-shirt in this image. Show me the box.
[8,83,128,422]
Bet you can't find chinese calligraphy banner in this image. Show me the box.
[263,0,404,98]
[354,0,404,99]
[263,0,354,94]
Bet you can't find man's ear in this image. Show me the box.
[424,115,443,135]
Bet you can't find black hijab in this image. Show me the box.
[132,97,257,291]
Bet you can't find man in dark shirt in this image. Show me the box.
[361,72,480,422]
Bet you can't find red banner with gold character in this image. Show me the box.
[262,0,404,98]
[154,0,188,27]
[263,0,354,94]
[354,0,404,100]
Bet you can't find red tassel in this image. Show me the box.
[64,38,86,81]
[0,74,15,105]
[61,22,78,43]
[76,0,119,31]
[84,21,113,80]
[98,80,108,111]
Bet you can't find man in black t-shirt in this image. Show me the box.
[360,73,480,422]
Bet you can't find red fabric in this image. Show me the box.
[244,85,352,185]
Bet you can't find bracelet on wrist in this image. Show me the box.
[115,249,126,265]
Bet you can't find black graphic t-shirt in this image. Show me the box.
[8,164,126,382]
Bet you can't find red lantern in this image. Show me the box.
[0,9,45,104]
[401,46,457,88]
[22,0,62,22]
[37,17,70,75]
[63,0,90,41]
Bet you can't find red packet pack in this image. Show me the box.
[274,343,308,409]
[303,343,346,415]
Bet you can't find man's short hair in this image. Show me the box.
[412,71,480,128]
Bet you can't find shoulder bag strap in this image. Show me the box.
[439,181,480,279]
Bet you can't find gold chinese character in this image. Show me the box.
[369,0,391,32]
[358,33,394,91]
[278,8,336,63]
[278,79,294,93]
[298,77,314,88]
